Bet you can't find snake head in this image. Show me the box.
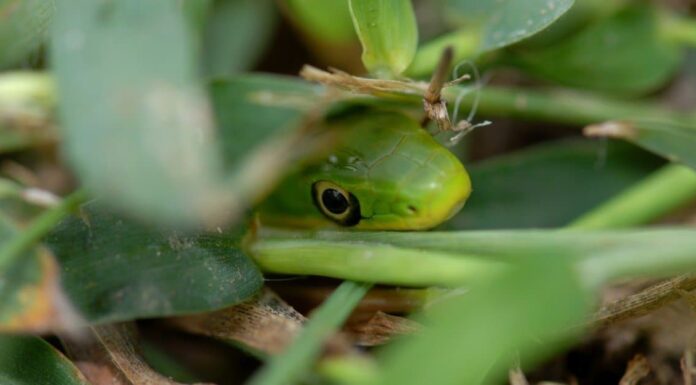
[257,111,471,230]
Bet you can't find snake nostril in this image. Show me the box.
[407,205,418,214]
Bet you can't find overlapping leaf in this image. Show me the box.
[514,5,682,95]
[349,0,418,77]
[46,203,263,323]
[0,335,89,385]
[445,0,575,52]
[444,139,662,230]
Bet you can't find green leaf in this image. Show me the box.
[202,0,277,78]
[50,0,225,224]
[0,335,89,385]
[445,0,575,52]
[628,119,696,171]
[375,260,589,385]
[249,281,371,385]
[443,139,663,230]
[285,0,356,43]
[45,203,263,323]
[348,0,418,77]
[513,5,682,95]
[0,0,53,68]
[570,164,696,229]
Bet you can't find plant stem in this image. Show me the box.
[251,239,506,287]
[569,164,696,229]
[0,188,87,273]
[247,280,371,385]
[447,86,692,127]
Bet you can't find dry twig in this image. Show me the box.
[619,355,650,385]
[591,275,696,327]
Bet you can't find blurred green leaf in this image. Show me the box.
[46,203,263,323]
[285,0,356,43]
[202,0,276,78]
[210,74,320,168]
[516,0,625,48]
[51,0,225,224]
[443,139,662,230]
[180,0,212,32]
[445,0,575,52]
[513,5,682,95]
[0,335,89,385]
[375,260,588,385]
[348,0,418,77]
[0,0,53,68]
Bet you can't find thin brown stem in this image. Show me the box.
[591,275,696,328]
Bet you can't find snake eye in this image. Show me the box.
[312,181,361,226]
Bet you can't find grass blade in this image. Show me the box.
[248,280,371,385]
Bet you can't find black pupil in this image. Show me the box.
[321,188,349,214]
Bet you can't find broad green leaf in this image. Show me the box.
[45,203,263,323]
[348,0,418,77]
[0,215,65,333]
[0,0,53,68]
[444,0,575,52]
[0,335,89,385]
[51,0,225,224]
[513,5,682,95]
[443,139,662,230]
[285,0,356,43]
[375,261,589,385]
[202,0,277,78]
[515,0,625,48]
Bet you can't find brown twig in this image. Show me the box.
[421,47,454,129]
[299,65,428,96]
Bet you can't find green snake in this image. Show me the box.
[257,110,471,230]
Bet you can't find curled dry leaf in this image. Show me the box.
[349,311,421,346]
[171,287,364,358]
[300,65,428,97]
[170,287,306,355]
[63,323,213,385]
